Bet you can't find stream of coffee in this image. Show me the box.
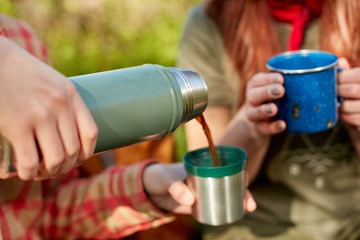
[195,114,221,167]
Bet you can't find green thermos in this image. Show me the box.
[0,64,208,175]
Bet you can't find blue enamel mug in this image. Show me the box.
[266,50,341,134]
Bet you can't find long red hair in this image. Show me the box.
[206,0,360,107]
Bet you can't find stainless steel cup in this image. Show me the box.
[184,145,247,226]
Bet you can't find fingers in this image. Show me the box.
[247,73,283,89]
[340,99,360,128]
[164,163,194,206]
[247,102,286,134]
[255,120,286,135]
[247,84,285,106]
[10,128,39,180]
[245,72,287,135]
[39,81,97,178]
[336,61,360,128]
[338,57,351,70]
[34,84,82,178]
[35,119,65,178]
[337,59,360,99]
[338,67,360,84]
[246,73,284,106]
[142,163,194,214]
[56,95,80,174]
[247,102,278,121]
[338,82,360,99]
[70,83,98,165]
[56,114,79,175]
[168,181,195,206]
[244,172,256,212]
[245,72,286,135]
[244,189,257,213]
[165,179,194,214]
[340,113,360,127]
[340,100,360,113]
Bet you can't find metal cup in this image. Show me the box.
[183,145,247,226]
[266,50,341,134]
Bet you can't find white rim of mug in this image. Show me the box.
[266,50,339,74]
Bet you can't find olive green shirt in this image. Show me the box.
[177,4,360,240]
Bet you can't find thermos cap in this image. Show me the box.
[168,67,208,124]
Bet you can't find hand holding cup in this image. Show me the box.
[266,50,341,134]
[245,72,286,135]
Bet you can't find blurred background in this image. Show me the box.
[1,0,203,163]
[0,0,200,76]
[1,0,201,75]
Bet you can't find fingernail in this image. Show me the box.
[271,76,282,84]
[276,122,285,130]
[271,86,281,96]
[265,104,273,114]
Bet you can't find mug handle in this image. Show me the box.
[336,67,343,108]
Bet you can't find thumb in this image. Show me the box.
[244,189,257,212]
[168,180,195,206]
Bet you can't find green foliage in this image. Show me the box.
[1,0,201,75]
[0,0,17,15]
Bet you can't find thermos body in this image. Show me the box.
[70,64,208,153]
[0,64,208,175]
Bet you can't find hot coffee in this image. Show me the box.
[195,114,220,167]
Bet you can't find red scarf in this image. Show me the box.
[268,0,325,51]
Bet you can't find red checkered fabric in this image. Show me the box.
[0,14,49,64]
[0,14,173,240]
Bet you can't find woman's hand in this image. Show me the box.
[336,58,360,158]
[0,37,98,180]
[142,163,193,214]
[337,58,360,129]
[245,72,286,135]
[218,72,286,184]
[142,162,256,214]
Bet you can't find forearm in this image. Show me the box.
[0,36,14,62]
[218,107,270,184]
[41,160,174,239]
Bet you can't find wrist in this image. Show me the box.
[141,161,159,198]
